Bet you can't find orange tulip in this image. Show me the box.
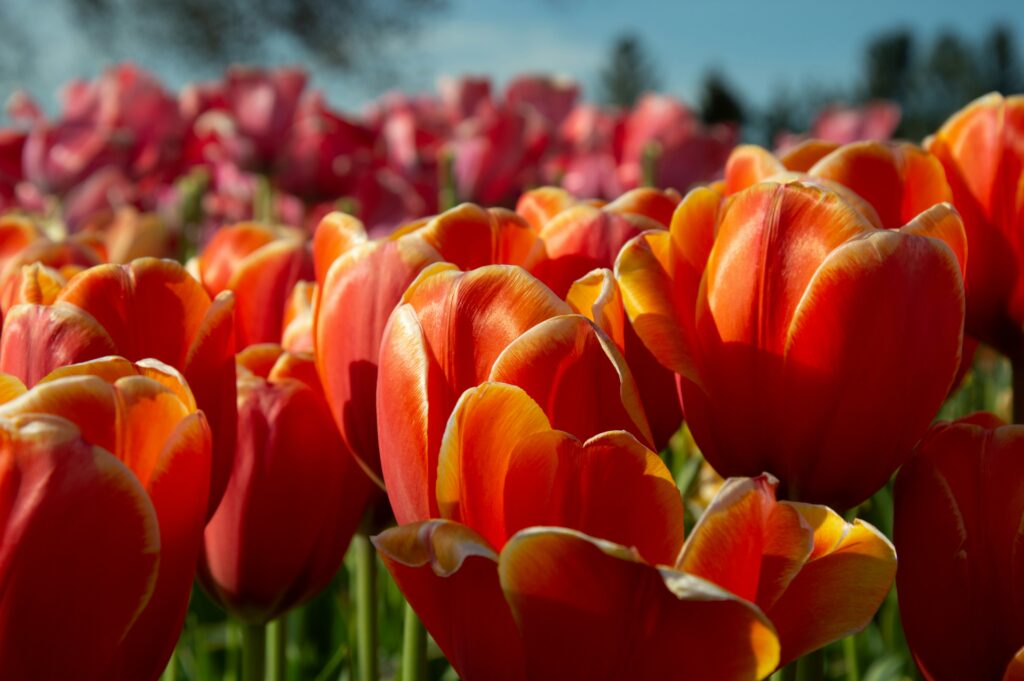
[617,181,965,509]
[313,212,442,483]
[198,344,374,623]
[192,221,314,350]
[723,140,979,390]
[516,186,680,297]
[374,382,895,679]
[81,206,170,263]
[926,94,1024,359]
[0,356,212,680]
[376,264,654,524]
[313,205,541,484]
[894,414,1024,680]
[0,258,236,516]
[0,214,103,316]
[0,414,159,680]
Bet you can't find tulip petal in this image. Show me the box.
[418,204,543,271]
[106,411,212,679]
[0,414,160,680]
[500,527,780,681]
[604,187,681,227]
[228,238,314,348]
[58,258,211,367]
[724,145,786,195]
[0,303,116,387]
[781,217,964,508]
[778,140,840,172]
[808,141,953,228]
[764,504,896,665]
[316,233,441,479]
[198,222,277,295]
[532,204,658,297]
[374,520,526,681]
[436,382,683,563]
[515,186,576,231]
[677,476,812,607]
[312,211,368,285]
[282,281,315,353]
[183,290,237,517]
[489,314,653,447]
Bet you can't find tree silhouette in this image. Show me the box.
[700,70,745,125]
[600,33,661,107]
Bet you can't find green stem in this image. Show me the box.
[401,602,427,681]
[242,623,267,681]
[778,662,798,681]
[641,141,662,187]
[254,175,274,224]
[354,534,379,681]
[842,636,859,681]
[267,617,287,681]
[438,148,458,211]
[1013,353,1024,424]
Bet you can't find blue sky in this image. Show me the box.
[5,0,1024,113]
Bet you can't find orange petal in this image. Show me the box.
[677,475,811,608]
[196,222,278,295]
[0,373,25,404]
[532,205,658,298]
[604,187,681,227]
[436,382,683,563]
[374,521,526,681]
[417,203,543,271]
[281,281,316,353]
[377,304,450,524]
[515,186,576,231]
[1,263,67,313]
[765,504,895,665]
[312,211,368,285]
[499,527,780,680]
[808,141,953,228]
[58,258,212,368]
[489,314,653,447]
[781,218,964,508]
[315,233,441,479]
[778,140,840,172]
[183,290,238,518]
[566,268,627,348]
[0,414,160,680]
[724,145,786,195]
[0,303,116,387]
[106,411,212,680]
[227,237,314,348]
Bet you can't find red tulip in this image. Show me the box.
[374,381,894,679]
[199,344,373,623]
[927,93,1024,358]
[517,186,680,298]
[313,212,442,483]
[192,221,314,349]
[0,356,211,680]
[377,263,656,525]
[0,258,236,516]
[617,181,965,509]
[895,414,1024,680]
[0,414,159,680]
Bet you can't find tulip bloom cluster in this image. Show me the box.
[0,63,900,243]
[0,72,1022,681]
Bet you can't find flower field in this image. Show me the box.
[0,63,1021,681]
